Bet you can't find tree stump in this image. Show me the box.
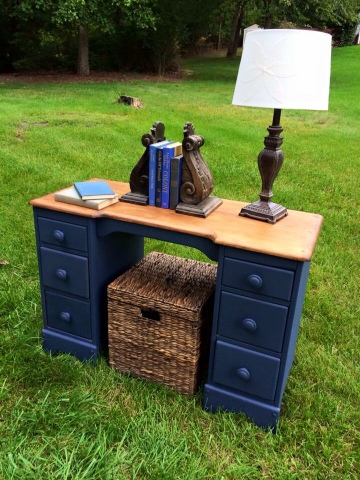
[118,95,143,108]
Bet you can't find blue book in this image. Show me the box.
[148,141,170,206]
[169,155,183,209]
[74,180,116,200]
[161,142,182,208]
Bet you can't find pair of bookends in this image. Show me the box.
[120,121,222,217]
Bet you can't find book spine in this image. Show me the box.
[161,147,174,208]
[148,144,157,206]
[169,155,183,210]
[155,148,164,207]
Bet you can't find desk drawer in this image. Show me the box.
[40,247,89,298]
[45,291,91,339]
[222,258,294,301]
[212,340,280,401]
[218,292,288,352]
[38,217,88,252]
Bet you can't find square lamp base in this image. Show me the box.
[240,200,288,224]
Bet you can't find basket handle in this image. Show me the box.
[141,309,160,321]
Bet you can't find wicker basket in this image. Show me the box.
[107,251,217,395]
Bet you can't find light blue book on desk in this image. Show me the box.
[74,180,116,200]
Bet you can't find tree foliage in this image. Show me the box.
[1,0,359,74]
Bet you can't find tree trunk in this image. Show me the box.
[226,0,247,58]
[77,25,90,76]
[264,14,273,29]
[217,18,223,50]
[235,7,246,48]
[263,0,273,29]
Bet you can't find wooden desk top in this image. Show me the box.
[30,180,323,262]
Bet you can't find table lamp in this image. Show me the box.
[233,29,332,223]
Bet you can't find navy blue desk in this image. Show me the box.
[30,180,323,429]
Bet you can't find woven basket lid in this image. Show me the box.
[108,252,217,312]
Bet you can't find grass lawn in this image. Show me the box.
[0,46,359,479]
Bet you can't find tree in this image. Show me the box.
[0,1,20,71]
[49,0,119,76]
[242,0,360,44]
[226,0,251,57]
[248,0,296,29]
[11,0,157,75]
[279,0,360,44]
[3,0,359,74]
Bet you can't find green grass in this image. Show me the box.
[0,46,359,479]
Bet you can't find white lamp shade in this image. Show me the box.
[232,29,332,110]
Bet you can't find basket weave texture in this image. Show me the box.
[107,251,217,395]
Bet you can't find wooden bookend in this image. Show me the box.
[120,121,165,205]
[176,122,222,218]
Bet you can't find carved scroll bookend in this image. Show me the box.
[120,121,165,205]
[176,122,222,218]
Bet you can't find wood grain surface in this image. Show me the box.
[30,179,323,261]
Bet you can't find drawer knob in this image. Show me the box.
[55,268,67,280]
[236,368,251,381]
[247,274,262,289]
[242,318,257,332]
[60,312,71,323]
[53,230,65,242]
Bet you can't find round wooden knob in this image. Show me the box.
[56,268,67,280]
[247,274,262,288]
[236,368,251,381]
[60,312,71,323]
[53,230,65,242]
[242,318,257,331]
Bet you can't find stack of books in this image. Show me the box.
[149,141,183,209]
[55,180,119,210]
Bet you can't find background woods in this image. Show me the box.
[0,0,359,75]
